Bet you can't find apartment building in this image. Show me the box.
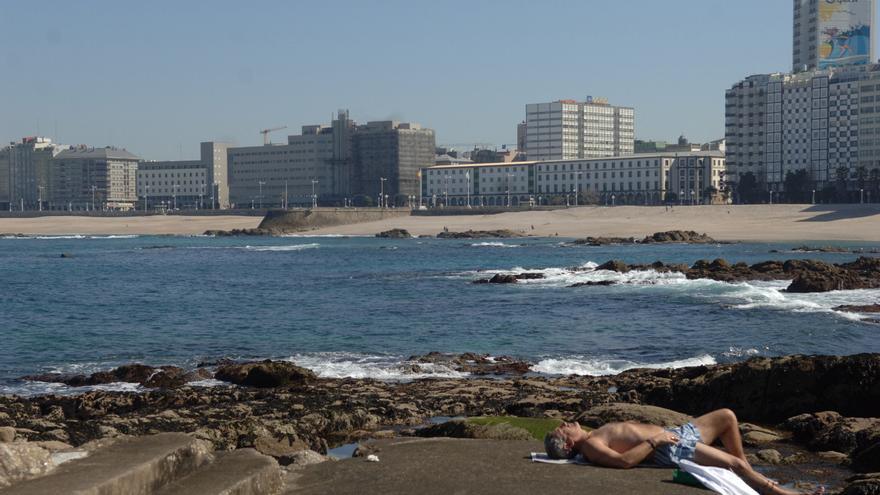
[524,98,635,161]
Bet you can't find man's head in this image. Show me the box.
[544,421,583,459]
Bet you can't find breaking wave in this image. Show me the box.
[470,242,520,248]
[532,354,718,376]
[240,243,320,252]
[285,352,470,380]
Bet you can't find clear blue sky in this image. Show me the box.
[0,0,860,160]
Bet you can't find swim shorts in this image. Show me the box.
[652,422,702,467]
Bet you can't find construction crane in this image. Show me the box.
[260,126,287,145]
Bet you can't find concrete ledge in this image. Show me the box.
[157,448,281,495]
[284,438,705,495]
[4,433,212,495]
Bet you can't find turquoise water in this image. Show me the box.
[2,234,879,395]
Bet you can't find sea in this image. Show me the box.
[1,234,879,396]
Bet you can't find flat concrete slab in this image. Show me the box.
[157,448,281,495]
[284,438,706,495]
[3,433,211,495]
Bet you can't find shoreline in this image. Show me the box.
[0,204,878,241]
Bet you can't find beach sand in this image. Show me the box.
[0,204,878,241]
[307,204,880,242]
[0,215,261,236]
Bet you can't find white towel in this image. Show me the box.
[530,452,590,465]
[679,460,759,495]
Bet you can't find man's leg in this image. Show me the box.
[694,444,820,495]
[692,408,747,462]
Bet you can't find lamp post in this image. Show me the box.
[284,180,289,209]
[258,181,265,209]
[506,173,513,208]
[443,175,449,207]
[812,189,816,205]
[173,184,178,210]
[144,184,149,213]
[379,177,387,208]
[611,194,616,207]
[311,179,319,209]
[91,185,97,212]
[466,171,471,208]
[860,188,864,204]
[679,189,684,206]
[574,171,582,206]
[690,189,695,206]
[769,190,773,205]
[212,182,218,210]
[37,186,43,212]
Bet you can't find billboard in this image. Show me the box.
[818,0,874,69]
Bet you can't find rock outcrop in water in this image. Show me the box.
[21,364,208,389]
[375,229,412,239]
[437,230,524,239]
[577,257,880,293]
[472,273,545,284]
[573,230,718,246]
[214,360,316,388]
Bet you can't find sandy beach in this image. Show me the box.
[0,215,262,236]
[0,204,879,241]
[309,204,880,242]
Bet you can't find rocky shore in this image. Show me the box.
[572,230,720,246]
[2,354,880,492]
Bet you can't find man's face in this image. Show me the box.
[554,421,582,445]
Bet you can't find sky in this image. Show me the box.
[0,0,860,160]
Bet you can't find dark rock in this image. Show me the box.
[408,353,532,375]
[596,260,629,273]
[572,237,636,246]
[841,473,880,495]
[22,364,189,389]
[474,273,545,284]
[786,259,873,292]
[613,354,880,424]
[834,304,880,313]
[641,231,717,244]
[375,229,412,239]
[575,403,692,429]
[415,420,533,441]
[59,253,73,258]
[214,360,316,388]
[569,280,616,288]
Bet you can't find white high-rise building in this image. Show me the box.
[524,98,634,161]
[793,0,875,71]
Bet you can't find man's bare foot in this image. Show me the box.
[766,480,824,495]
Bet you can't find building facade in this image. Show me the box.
[137,141,230,210]
[227,112,435,208]
[726,64,880,195]
[0,147,8,209]
[793,0,875,71]
[50,147,139,210]
[350,121,435,204]
[524,98,635,161]
[6,137,65,210]
[227,125,336,208]
[422,151,725,207]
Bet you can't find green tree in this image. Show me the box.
[737,172,760,204]
[836,166,850,202]
[783,169,812,203]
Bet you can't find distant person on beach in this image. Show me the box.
[545,408,823,495]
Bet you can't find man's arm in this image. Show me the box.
[580,438,655,469]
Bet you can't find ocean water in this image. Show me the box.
[1,234,879,396]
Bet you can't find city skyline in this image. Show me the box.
[1,0,876,160]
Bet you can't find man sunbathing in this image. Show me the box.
[544,408,823,495]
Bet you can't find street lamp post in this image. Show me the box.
[690,189,695,206]
[769,190,773,205]
[91,185,97,212]
[37,186,43,212]
[506,173,512,208]
[679,189,684,206]
[258,181,265,209]
[379,177,387,208]
[173,184,178,210]
[812,189,816,205]
[611,194,616,207]
[466,171,471,208]
[574,171,582,206]
[284,180,289,209]
[144,184,149,213]
[443,175,449,207]
[311,179,319,209]
[861,188,864,204]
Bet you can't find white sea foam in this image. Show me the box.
[285,352,470,380]
[467,260,880,322]
[0,381,144,397]
[470,242,519,248]
[241,243,320,252]
[3,234,140,240]
[532,354,717,376]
